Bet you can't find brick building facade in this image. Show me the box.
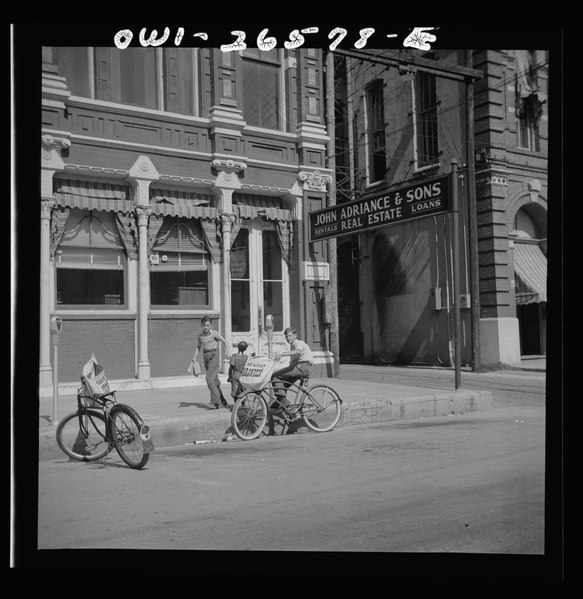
[39,46,335,393]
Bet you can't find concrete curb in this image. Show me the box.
[39,389,493,462]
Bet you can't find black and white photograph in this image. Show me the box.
[11,24,564,578]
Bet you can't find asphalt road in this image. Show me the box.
[26,365,563,578]
[35,408,546,555]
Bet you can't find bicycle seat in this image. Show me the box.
[92,390,116,400]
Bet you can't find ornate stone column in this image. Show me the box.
[220,211,236,359]
[127,155,160,380]
[135,206,152,379]
[39,198,55,388]
[210,158,246,361]
[39,134,70,389]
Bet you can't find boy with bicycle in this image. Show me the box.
[271,327,313,410]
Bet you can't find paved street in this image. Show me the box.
[29,365,561,579]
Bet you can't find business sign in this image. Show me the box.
[309,175,450,242]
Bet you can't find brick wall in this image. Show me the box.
[53,317,136,383]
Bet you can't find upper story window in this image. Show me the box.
[241,49,282,130]
[517,94,541,151]
[56,47,199,116]
[365,80,386,184]
[515,50,546,152]
[413,71,439,168]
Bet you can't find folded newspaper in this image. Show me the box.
[187,359,202,376]
[82,354,111,398]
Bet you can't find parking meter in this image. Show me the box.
[50,316,63,345]
[265,314,274,357]
[50,316,63,424]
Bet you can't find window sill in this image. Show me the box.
[53,311,136,320]
[149,310,215,318]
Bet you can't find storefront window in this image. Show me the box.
[55,209,126,307]
[150,217,210,308]
[231,228,250,332]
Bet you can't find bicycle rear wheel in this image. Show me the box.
[56,410,110,461]
[231,391,268,440]
[301,385,342,432]
[108,405,150,469]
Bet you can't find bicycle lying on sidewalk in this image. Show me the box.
[230,355,343,441]
[55,356,153,469]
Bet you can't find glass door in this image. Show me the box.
[231,223,287,356]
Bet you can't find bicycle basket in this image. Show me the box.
[240,356,277,391]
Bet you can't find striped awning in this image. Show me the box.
[151,201,218,220]
[54,179,134,214]
[514,242,547,304]
[233,193,293,222]
[150,188,216,220]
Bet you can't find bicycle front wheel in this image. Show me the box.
[56,410,110,461]
[108,405,150,469]
[301,385,343,432]
[231,391,268,440]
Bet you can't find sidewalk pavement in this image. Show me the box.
[38,372,495,462]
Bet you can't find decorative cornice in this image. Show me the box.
[211,158,247,174]
[240,183,290,195]
[475,165,514,188]
[298,169,332,192]
[41,134,71,151]
[158,174,215,188]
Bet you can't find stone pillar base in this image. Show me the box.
[39,364,53,389]
[479,317,521,367]
[137,362,151,380]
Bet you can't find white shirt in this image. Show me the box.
[291,339,313,364]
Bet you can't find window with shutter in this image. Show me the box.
[150,217,211,308]
[55,209,126,307]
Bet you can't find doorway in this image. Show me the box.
[337,238,363,361]
[517,302,546,356]
[230,223,289,356]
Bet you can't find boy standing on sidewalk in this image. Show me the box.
[193,316,230,409]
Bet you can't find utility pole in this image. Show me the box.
[451,160,462,389]
[466,50,481,371]
[325,50,340,377]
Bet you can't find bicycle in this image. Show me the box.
[55,378,154,469]
[230,355,343,441]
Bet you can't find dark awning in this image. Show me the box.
[514,242,547,304]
